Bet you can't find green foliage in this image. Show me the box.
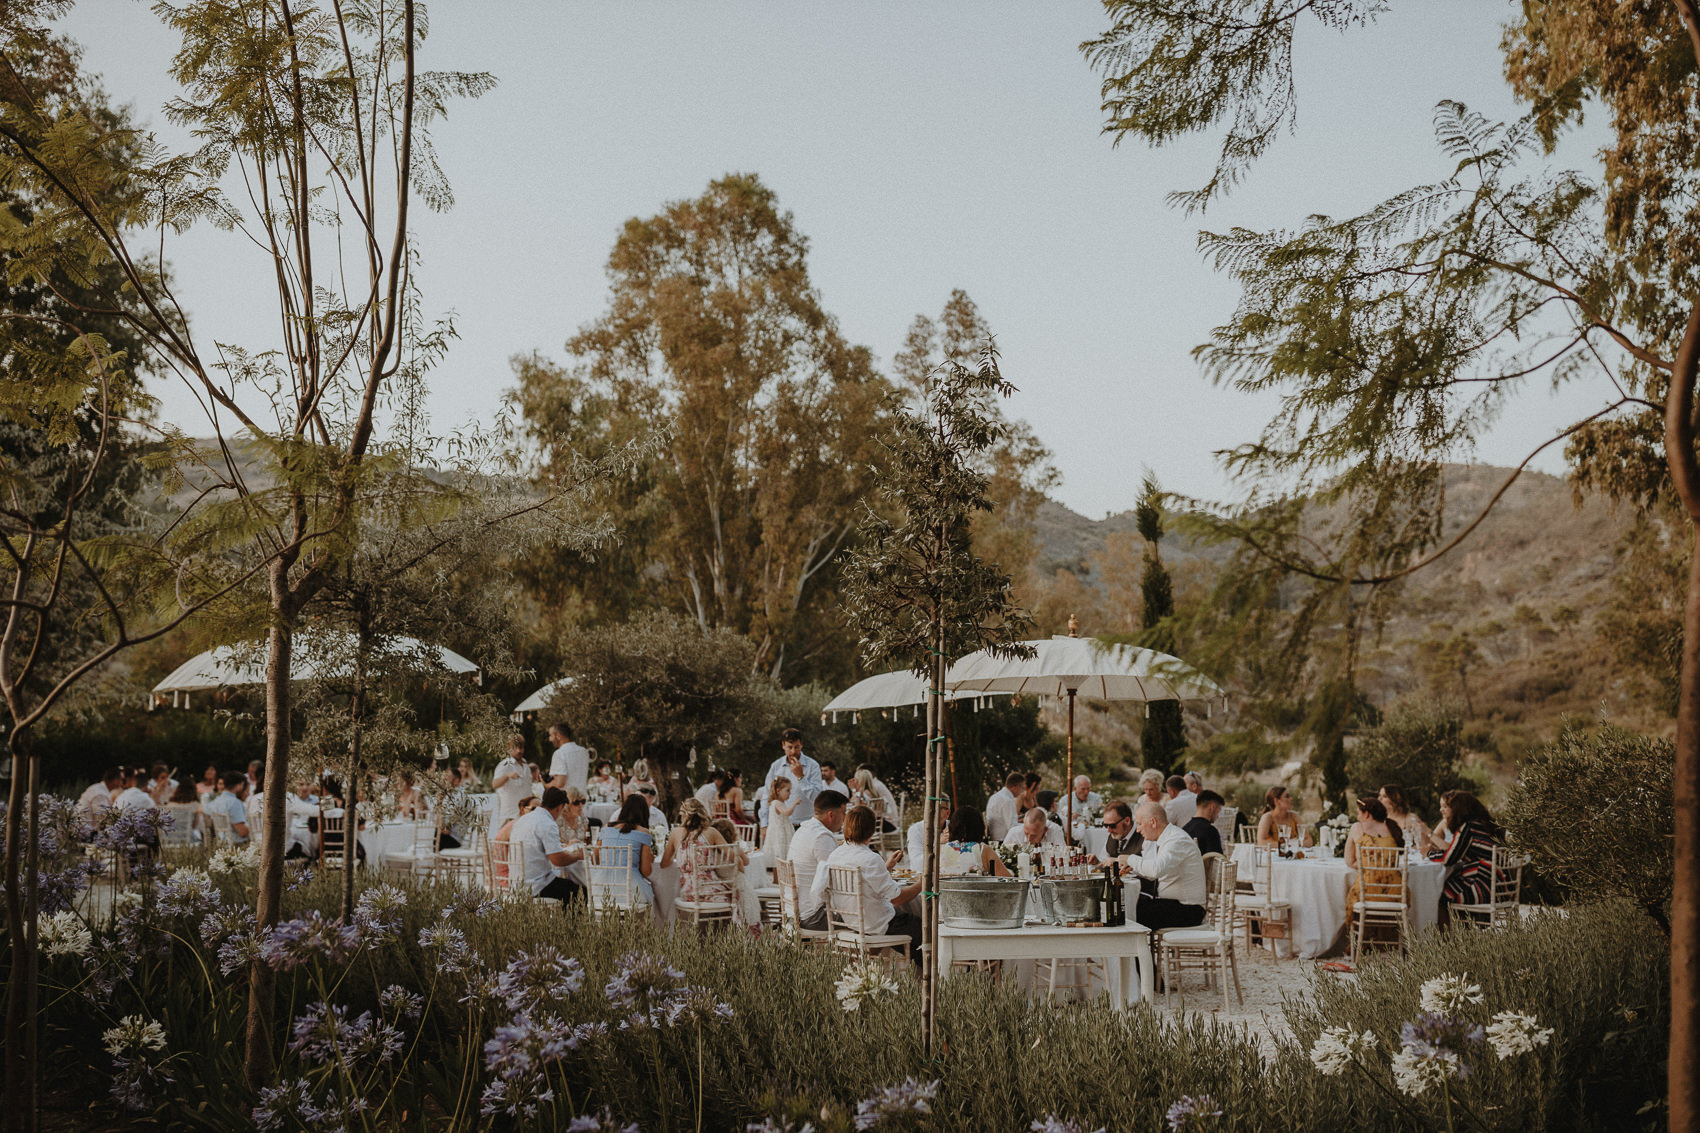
[1502,720,1674,932]
[33,705,263,791]
[1597,515,1685,715]
[1133,474,1187,775]
[1346,697,1469,821]
[1187,726,1287,778]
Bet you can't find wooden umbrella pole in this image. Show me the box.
[1065,688,1076,847]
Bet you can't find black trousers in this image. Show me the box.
[884,910,924,965]
[537,876,585,906]
[1135,895,1205,930]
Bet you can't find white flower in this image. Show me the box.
[39,911,93,958]
[1390,1044,1460,1096]
[650,825,668,846]
[1308,1026,1378,1075]
[113,890,143,913]
[169,866,211,886]
[103,1015,168,1058]
[834,961,900,1012]
[1485,1011,1553,1059]
[1418,973,1484,1015]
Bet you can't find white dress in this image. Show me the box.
[765,805,796,861]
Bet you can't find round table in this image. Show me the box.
[359,819,433,865]
[1230,844,1444,958]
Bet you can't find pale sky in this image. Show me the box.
[64,1,1612,519]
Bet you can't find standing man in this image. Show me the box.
[787,788,848,930]
[1182,789,1226,857]
[512,786,585,905]
[547,721,590,794]
[985,770,1024,843]
[763,727,823,820]
[492,733,533,828]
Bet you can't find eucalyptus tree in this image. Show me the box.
[510,174,891,686]
[0,0,503,1088]
[841,343,1033,1057]
[1082,0,1700,1117]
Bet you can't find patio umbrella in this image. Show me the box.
[820,669,1007,721]
[152,632,480,707]
[510,677,574,721]
[946,629,1223,842]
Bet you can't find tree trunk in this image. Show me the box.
[245,574,295,1088]
[343,673,365,922]
[1665,299,1700,1133]
[920,619,943,1058]
[2,734,35,1133]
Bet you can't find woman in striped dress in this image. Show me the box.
[1432,790,1499,927]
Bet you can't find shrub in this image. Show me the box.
[1346,697,1470,820]
[1501,719,1673,930]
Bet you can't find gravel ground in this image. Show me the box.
[1150,943,1350,1060]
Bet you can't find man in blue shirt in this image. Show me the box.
[762,727,822,825]
[205,771,251,845]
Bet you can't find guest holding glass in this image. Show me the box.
[1379,783,1439,854]
[1256,786,1311,848]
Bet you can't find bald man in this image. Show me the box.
[1120,801,1206,930]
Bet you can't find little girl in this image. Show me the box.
[711,816,763,930]
[764,775,796,861]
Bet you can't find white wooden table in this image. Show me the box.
[936,922,1155,1006]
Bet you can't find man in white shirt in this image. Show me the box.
[1163,775,1196,826]
[491,733,533,828]
[114,768,159,814]
[694,770,726,809]
[77,768,122,827]
[1070,775,1103,816]
[786,788,848,930]
[512,787,585,904]
[764,728,824,819]
[985,770,1025,843]
[1120,801,1206,929]
[810,804,923,960]
[1004,807,1066,851]
[546,722,590,794]
[204,772,251,845]
[282,777,320,858]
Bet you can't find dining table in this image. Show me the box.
[1230,843,1445,959]
[938,919,1155,1007]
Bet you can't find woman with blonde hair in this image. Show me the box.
[625,758,657,800]
[1138,769,1166,806]
[660,798,736,911]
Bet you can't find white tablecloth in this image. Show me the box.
[939,921,1155,1006]
[1231,844,1444,958]
[359,819,432,865]
[1080,827,1108,858]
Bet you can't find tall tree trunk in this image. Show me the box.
[920,617,943,1058]
[1665,299,1700,1133]
[245,569,296,1087]
[343,671,365,922]
[3,735,36,1133]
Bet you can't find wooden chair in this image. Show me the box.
[774,859,831,947]
[711,800,736,822]
[489,840,545,901]
[1455,845,1528,929]
[206,809,236,847]
[825,864,912,966]
[1237,846,1292,957]
[1233,825,1258,844]
[673,841,739,929]
[1349,843,1410,964]
[317,811,350,870]
[1157,857,1243,1011]
[586,842,652,918]
[383,821,439,880]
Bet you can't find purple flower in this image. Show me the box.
[854,1079,939,1130]
[353,884,407,941]
[663,985,734,1029]
[1165,1095,1222,1131]
[480,1013,572,1118]
[748,1122,816,1133]
[199,906,252,948]
[495,945,586,1013]
[1401,1013,1486,1078]
[1032,1118,1105,1133]
[157,869,222,919]
[418,919,478,972]
[442,885,499,920]
[289,1001,404,1067]
[567,1110,640,1132]
[254,1078,335,1131]
[217,925,271,976]
[604,952,684,1010]
[284,861,315,892]
[379,984,424,1022]
[566,1021,608,1050]
[261,911,357,970]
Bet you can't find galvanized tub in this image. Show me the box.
[938,876,1030,929]
[1031,877,1103,924]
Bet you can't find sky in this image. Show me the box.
[61,1,1613,519]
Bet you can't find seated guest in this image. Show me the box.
[1344,796,1405,910]
[635,785,669,834]
[493,795,539,886]
[1092,798,1141,864]
[164,779,204,843]
[196,764,220,800]
[624,758,658,801]
[1184,771,1204,796]
[985,770,1025,843]
[1018,771,1041,813]
[392,770,427,820]
[588,760,621,804]
[1137,769,1166,807]
[114,767,158,815]
[1431,790,1499,927]
[695,769,727,809]
[1379,783,1439,854]
[282,777,321,858]
[517,787,588,905]
[146,763,178,807]
[938,806,1012,876]
[787,789,848,931]
[1256,786,1311,848]
[1121,801,1207,930]
[456,756,483,791]
[1163,774,1196,825]
[1035,789,1062,825]
[1070,775,1103,816]
[435,766,466,850]
[77,768,123,828]
[811,805,924,961]
[905,802,947,875]
[205,771,251,844]
[1182,789,1226,857]
[1004,807,1066,850]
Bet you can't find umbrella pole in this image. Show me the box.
[1065,687,1076,847]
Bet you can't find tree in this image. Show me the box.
[1080,1,1700,1115]
[1346,697,1469,821]
[1502,720,1674,931]
[842,343,1034,1058]
[1134,474,1185,774]
[510,174,890,686]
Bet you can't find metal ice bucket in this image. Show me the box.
[1031,877,1102,924]
[938,876,1030,929]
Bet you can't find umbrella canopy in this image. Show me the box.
[511,677,574,720]
[821,669,1007,718]
[152,632,479,704]
[945,635,1221,702]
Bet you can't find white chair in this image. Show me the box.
[1213,806,1238,850]
[383,822,439,879]
[1349,843,1410,964]
[586,842,652,918]
[160,804,197,847]
[774,859,831,947]
[206,809,236,846]
[489,840,545,902]
[1157,858,1243,1011]
[435,815,487,886]
[1236,846,1292,957]
[1455,845,1528,929]
[825,864,912,966]
[673,841,739,929]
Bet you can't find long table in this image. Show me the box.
[937,921,1155,1007]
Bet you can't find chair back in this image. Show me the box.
[588,842,648,914]
[207,809,236,846]
[319,810,349,868]
[160,803,197,847]
[1356,842,1408,904]
[711,799,736,821]
[683,840,738,903]
[1208,858,1238,928]
[825,864,868,937]
[733,821,759,847]
[1200,850,1226,896]
[775,858,805,935]
[1233,824,1258,844]
[490,837,520,895]
[1487,845,1528,923]
[1214,806,1238,848]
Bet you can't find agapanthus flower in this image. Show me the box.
[566,1109,640,1132]
[156,868,222,920]
[39,910,93,958]
[262,911,358,970]
[835,961,899,1012]
[1485,1010,1554,1059]
[1401,1012,1485,1074]
[1165,1095,1222,1132]
[289,1001,404,1066]
[103,1015,167,1058]
[1031,1116,1105,1133]
[418,918,478,972]
[253,1078,335,1132]
[442,884,500,920]
[566,1021,608,1050]
[199,906,251,948]
[480,1013,572,1118]
[604,951,684,1009]
[353,883,408,941]
[1309,1026,1378,1075]
[218,926,271,976]
[495,945,586,1013]
[284,861,316,893]
[207,846,257,876]
[853,1079,939,1130]
[1391,1042,1461,1097]
[1418,973,1485,1015]
[379,984,424,1022]
[664,985,735,1029]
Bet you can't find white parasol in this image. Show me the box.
[820,669,1006,722]
[510,677,574,721]
[152,632,480,707]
